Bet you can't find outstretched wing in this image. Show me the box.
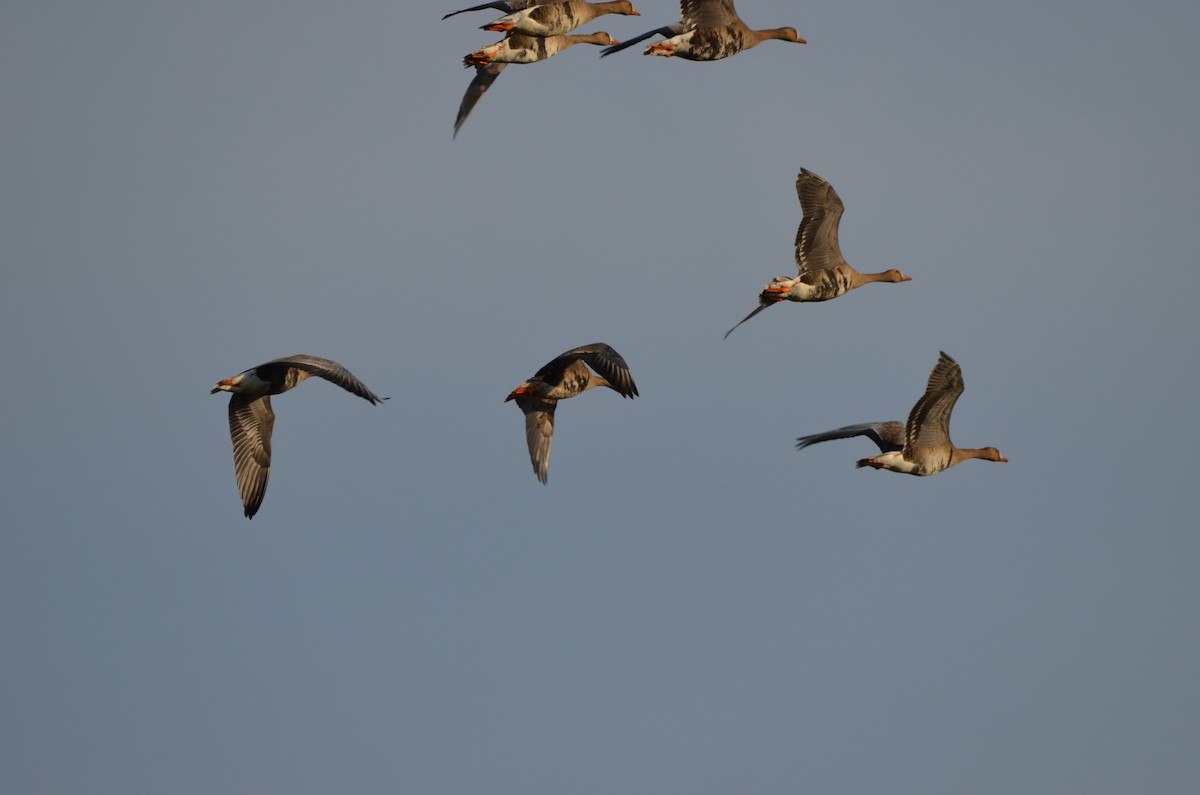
[600,23,683,56]
[796,421,905,453]
[454,63,506,137]
[515,395,557,484]
[443,0,538,22]
[228,394,274,518]
[794,168,847,274]
[544,342,639,398]
[682,0,738,28]
[723,301,775,339]
[905,352,964,452]
[263,355,387,404]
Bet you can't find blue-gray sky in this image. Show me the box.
[3,1,1198,792]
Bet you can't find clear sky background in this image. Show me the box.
[3,1,1198,792]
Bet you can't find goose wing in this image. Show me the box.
[905,352,963,452]
[228,394,274,518]
[723,302,774,339]
[794,168,847,274]
[262,355,386,404]
[541,343,639,398]
[600,22,683,56]
[514,395,557,484]
[796,421,906,453]
[443,0,539,21]
[454,62,506,137]
[682,0,739,28]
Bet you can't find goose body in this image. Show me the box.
[483,0,640,37]
[210,355,386,518]
[465,30,618,66]
[600,0,803,60]
[796,352,1007,477]
[724,168,912,338]
[505,343,638,484]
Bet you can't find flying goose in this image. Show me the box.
[505,343,638,483]
[455,31,618,136]
[210,355,386,518]
[724,168,913,338]
[796,352,1007,476]
[445,1,540,137]
[600,0,803,60]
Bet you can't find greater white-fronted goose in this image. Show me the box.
[796,352,1007,477]
[455,31,618,135]
[483,0,640,36]
[465,30,619,66]
[724,168,913,338]
[210,355,386,518]
[445,1,540,138]
[505,343,638,483]
[600,0,803,60]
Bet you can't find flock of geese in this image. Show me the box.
[210,0,1008,519]
[447,0,804,136]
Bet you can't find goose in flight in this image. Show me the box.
[795,352,1007,476]
[724,168,912,338]
[455,30,618,135]
[600,0,803,60]
[210,355,386,518]
[505,343,638,483]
